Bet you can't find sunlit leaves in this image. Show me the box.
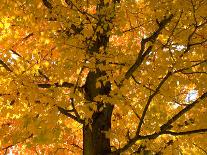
[0,0,207,154]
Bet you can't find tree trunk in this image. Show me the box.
[82,1,117,153]
[83,104,114,155]
[83,69,114,155]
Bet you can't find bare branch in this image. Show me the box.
[42,0,53,9]
[189,38,207,46]
[113,127,207,154]
[112,57,206,153]
[114,70,206,154]
[180,20,207,57]
[135,128,207,140]
[190,0,198,25]
[1,133,33,151]
[160,92,207,131]
[119,14,173,86]
[131,75,156,92]
[22,33,34,40]
[71,67,85,120]
[122,26,140,33]
[163,11,183,50]
[10,49,22,57]
[174,59,207,74]
[113,71,172,154]
[57,106,84,124]
[71,143,83,150]
[136,71,172,135]
[193,143,207,154]
[38,69,49,81]
[70,98,82,122]
[0,59,12,72]
[164,129,207,136]
[0,93,10,96]
[37,82,75,88]
[128,104,141,121]
[181,71,207,75]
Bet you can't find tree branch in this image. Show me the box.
[42,0,53,9]
[131,75,156,92]
[1,133,33,151]
[113,71,173,154]
[174,59,207,73]
[181,71,207,75]
[160,92,207,131]
[37,82,75,88]
[193,143,207,154]
[136,71,172,135]
[164,129,207,136]
[38,69,49,81]
[71,67,85,120]
[119,14,173,86]
[113,77,206,154]
[113,127,207,154]
[57,106,84,124]
[9,49,22,57]
[180,20,207,57]
[0,59,12,72]
[0,93,10,96]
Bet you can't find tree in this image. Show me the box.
[0,0,207,154]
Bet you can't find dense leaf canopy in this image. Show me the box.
[0,0,207,154]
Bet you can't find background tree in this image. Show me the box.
[0,0,207,154]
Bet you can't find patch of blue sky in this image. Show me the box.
[185,90,198,102]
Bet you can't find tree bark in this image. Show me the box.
[83,104,114,155]
[82,1,118,153]
[83,69,114,155]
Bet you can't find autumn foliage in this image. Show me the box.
[0,0,207,154]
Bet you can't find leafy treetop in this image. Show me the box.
[0,0,207,154]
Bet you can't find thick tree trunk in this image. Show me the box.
[83,104,114,155]
[83,69,114,155]
[82,1,118,153]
